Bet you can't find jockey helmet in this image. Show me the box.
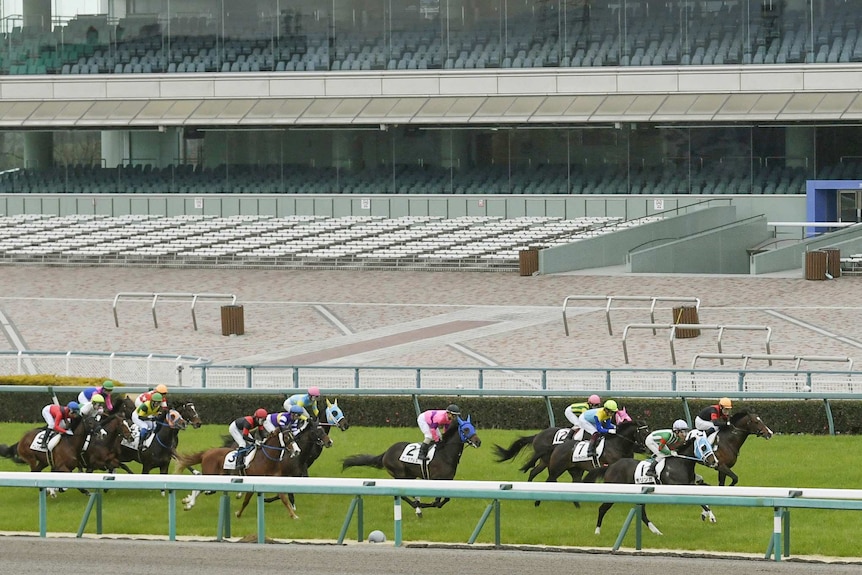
[254,408,268,419]
[150,392,163,403]
[719,397,733,409]
[308,386,320,397]
[603,400,618,412]
[672,419,689,431]
[101,380,114,391]
[446,404,461,416]
[155,384,168,394]
[588,394,601,405]
[289,405,305,415]
[67,401,80,413]
[91,393,105,404]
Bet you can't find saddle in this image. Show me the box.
[400,442,436,464]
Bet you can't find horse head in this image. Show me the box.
[683,430,719,468]
[456,415,481,448]
[176,402,202,429]
[325,398,349,431]
[730,411,773,439]
[613,407,632,425]
[164,409,187,430]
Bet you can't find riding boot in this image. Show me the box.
[40,429,50,450]
[646,459,658,477]
[587,433,600,458]
[417,442,430,461]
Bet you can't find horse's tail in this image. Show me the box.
[492,434,536,463]
[174,451,205,474]
[583,466,608,483]
[0,443,23,463]
[341,453,385,471]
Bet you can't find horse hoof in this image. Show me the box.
[594,528,601,535]
[533,500,541,507]
[648,523,662,535]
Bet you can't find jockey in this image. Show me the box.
[417,404,460,461]
[578,399,619,459]
[229,408,268,472]
[644,419,689,478]
[283,387,321,420]
[695,397,732,444]
[80,393,106,419]
[263,405,306,435]
[135,384,169,410]
[132,392,163,446]
[78,380,115,413]
[564,394,602,438]
[40,401,80,449]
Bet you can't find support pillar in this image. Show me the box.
[24,132,53,169]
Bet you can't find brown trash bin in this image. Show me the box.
[804,250,828,280]
[519,248,539,276]
[822,248,841,279]
[221,304,245,336]
[672,305,700,338]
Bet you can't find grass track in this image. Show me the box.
[1,422,860,557]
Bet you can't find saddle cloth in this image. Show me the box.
[120,426,155,451]
[223,447,257,471]
[399,442,437,464]
[570,440,604,462]
[634,459,666,484]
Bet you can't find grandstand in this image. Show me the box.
[2,0,862,274]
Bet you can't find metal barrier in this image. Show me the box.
[1,471,859,561]
[562,295,701,336]
[0,350,209,386]
[112,292,237,330]
[692,353,854,371]
[621,323,772,365]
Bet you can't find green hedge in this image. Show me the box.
[1,391,856,434]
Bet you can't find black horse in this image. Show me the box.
[493,408,637,482]
[341,415,481,516]
[545,420,651,482]
[78,413,134,473]
[592,433,720,536]
[118,406,194,475]
[712,410,773,486]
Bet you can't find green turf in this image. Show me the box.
[1,423,859,556]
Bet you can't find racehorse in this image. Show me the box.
[493,408,635,482]
[117,405,195,475]
[341,415,481,516]
[712,410,773,486]
[78,413,134,473]
[592,433,720,536]
[175,427,301,519]
[545,419,651,483]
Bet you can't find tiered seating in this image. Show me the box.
[4,3,862,74]
[0,214,663,270]
[0,161,817,196]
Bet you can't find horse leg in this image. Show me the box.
[276,493,299,520]
[400,496,423,518]
[235,492,254,518]
[526,461,547,482]
[718,467,738,487]
[595,502,614,535]
[182,490,201,510]
[700,504,717,523]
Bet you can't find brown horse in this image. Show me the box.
[712,410,773,486]
[79,413,134,473]
[175,427,300,519]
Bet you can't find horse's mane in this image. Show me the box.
[441,418,464,441]
[729,410,752,425]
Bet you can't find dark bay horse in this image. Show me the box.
[117,402,200,475]
[712,410,773,486]
[79,413,134,473]
[341,415,481,517]
[262,417,333,508]
[545,419,651,483]
[593,434,720,536]
[493,408,636,482]
[175,427,300,519]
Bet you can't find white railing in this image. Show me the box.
[1,471,860,561]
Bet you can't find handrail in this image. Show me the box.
[621,323,771,365]
[562,295,700,336]
[2,471,861,560]
[692,353,853,371]
[112,292,237,330]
